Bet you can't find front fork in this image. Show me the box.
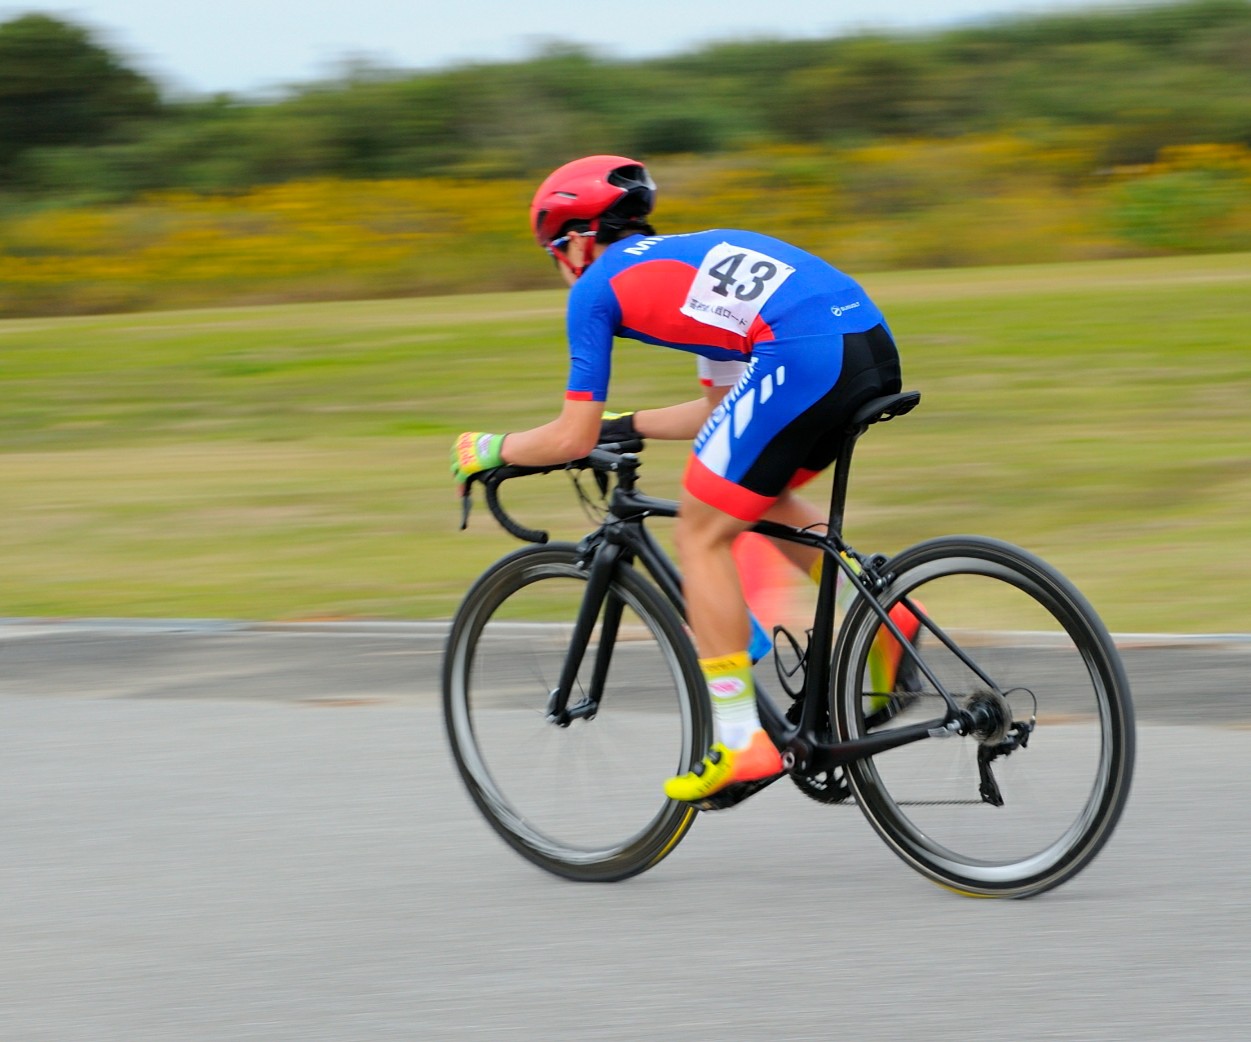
[545,540,625,727]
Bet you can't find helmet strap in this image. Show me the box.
[550,226,599,279]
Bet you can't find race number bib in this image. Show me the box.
[680,242,795,336]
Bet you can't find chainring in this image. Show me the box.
[785,698,852,804]
[784,688,923,805]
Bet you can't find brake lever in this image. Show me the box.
[458,478,474,530]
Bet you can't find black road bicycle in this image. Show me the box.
[442,391,1135,896]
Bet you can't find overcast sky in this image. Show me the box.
[5,0,1143,95]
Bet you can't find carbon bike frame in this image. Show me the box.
[478,392,1008,779]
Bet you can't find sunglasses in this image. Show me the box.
[546,229,595,257]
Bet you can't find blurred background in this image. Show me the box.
[2,0,1249,313]
[1,0,1248,630]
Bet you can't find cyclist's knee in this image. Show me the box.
[676,492,747,557]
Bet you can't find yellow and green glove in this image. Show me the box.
[450,432,505,483]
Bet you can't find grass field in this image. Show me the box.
[2,253,1248,633]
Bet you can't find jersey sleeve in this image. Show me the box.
[564,270,622,402]
[697,356,747,389]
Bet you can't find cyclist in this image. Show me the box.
[451,154,903,805]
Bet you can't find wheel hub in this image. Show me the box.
[964,689,1013,745]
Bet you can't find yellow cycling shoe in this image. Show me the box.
[664,730,783,803]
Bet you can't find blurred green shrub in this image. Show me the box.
[1106,145,1251,252]
[1,139,1247,316]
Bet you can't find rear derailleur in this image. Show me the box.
[968,689,1037,807]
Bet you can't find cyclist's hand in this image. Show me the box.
[598,409,637,443]
[450,432,505,483]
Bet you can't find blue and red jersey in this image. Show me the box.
[564,229,885,402]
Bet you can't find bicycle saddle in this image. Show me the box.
[849,390,921,430]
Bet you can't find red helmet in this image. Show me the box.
[530,155,656,252]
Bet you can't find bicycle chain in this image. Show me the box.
[785,691,987,807]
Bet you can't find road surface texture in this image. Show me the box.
[1,620,1248,1041]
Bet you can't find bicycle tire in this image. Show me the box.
[832,536,1135,898]
[443,542,710,882]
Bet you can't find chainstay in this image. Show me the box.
[843,691,1005,807]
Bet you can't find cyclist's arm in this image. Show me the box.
[501,398,603,466]
[632,387,729,440]
[633,398,709,439]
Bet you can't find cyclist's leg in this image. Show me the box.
[666,490,783,802]
[810,532,923,703]
[755,490,826,576]
[664,363,826,802]
[676,493,753,661]
[744,501,919,702]
[666,328,901,803]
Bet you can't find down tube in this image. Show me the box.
[628,527,687,619]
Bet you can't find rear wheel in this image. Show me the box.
[443,543,710,882]
[834,536,1135,898]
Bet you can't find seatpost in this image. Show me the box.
[827,426,866,540]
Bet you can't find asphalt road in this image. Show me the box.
[1,621,1249,1041]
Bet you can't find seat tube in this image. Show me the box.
[797,432,861,728]
[799,538,840,729]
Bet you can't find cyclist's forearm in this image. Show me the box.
[502,398,602,465]
[633,398,715,440]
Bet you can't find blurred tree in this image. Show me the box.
[2,2,1249,200]
[0,14,161,178]
[776,38,934,141]
[628,112,723,155]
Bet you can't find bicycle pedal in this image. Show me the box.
[692,773,784,812]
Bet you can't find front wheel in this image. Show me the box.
[833,536,1135,898]
[443,543,710,882]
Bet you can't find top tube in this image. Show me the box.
[464,438,844,561]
